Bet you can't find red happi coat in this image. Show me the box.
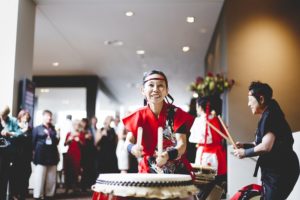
[190,115,227,175]
[122,102,195,174]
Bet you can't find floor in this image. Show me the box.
[26,188,92,200]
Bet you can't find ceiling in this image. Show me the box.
[32,0,224,109]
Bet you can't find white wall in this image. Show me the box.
[227,146,260,198]
[288,132,300,200]
[34,87,86,126]
[0,0,35,114]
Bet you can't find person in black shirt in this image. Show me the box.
[234,81,299,200]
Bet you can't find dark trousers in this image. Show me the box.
[0,150,11,200]
[261,163,299,200]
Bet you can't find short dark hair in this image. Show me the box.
[66,114,72,120]
[42,110,52,116]
[249,81,273,104]
[197,96,210,110]
[197,95,222,115]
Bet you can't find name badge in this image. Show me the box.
[45,136,52,145]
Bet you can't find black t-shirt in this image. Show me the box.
[256,100,295,171]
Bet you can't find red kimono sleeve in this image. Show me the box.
[122,110,143,139]
[173,108,195,133]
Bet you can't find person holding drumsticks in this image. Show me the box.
[233,81,299,200]
[189,96,228,199]
[123,70,195,174]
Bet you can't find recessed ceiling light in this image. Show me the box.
[125,11,134,17]
[200,28,207,33]
[136,50,145,55]
[40,89,50,93]
[104,40,124,46]
[186,17,195,23]
[52,62,59,67]
[182,46,190,52]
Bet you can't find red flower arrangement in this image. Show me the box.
[189,72,235,97]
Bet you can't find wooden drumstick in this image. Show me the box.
[217,115,237,149]
[137,127,143,148]
[206,121,230,142]
[157,127,163,156]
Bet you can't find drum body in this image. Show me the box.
[92,173,198,200]
[92,193,195,200]
[191,164,216,186]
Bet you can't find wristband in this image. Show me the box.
[127,143,134,154]
[244,147,256,157]
[167,148,178,160]
[244,143,255,149]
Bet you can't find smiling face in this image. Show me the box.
[142,73,168,105]
[248,91,265,115]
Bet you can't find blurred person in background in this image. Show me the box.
[10,110,33,200]
[95,116,118,174]
[80,118,96,192]
[56,114,72,188]
[115,116,129,173]
[0,105,20,200]
[64,120,85,194]
[32,110,59,200]
[186,98,197,163]
[189,96,228,199]
[89,116,98,139]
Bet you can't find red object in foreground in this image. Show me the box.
[92,192,128,200]
[230,184,262,200]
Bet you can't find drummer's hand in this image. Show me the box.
[156,152,169,167]
[131,145,143,158]
[235,141,244,149]
[233,148,245,159]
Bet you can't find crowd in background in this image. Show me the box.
[0,105,138,200]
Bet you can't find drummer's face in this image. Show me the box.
[142,74,168,105]
[248,93,262,115]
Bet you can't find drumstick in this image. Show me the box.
[157,127,163,156]
[217,115,237,149]
[206,121,230,142]
[137,127,143,148]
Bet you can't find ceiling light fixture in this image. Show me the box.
[136,50,145,55]
[186,17,195,23]
[182,46,190,52]
[200,28,207,33]
[125,11,134,17]
[104,40,124,46]
[40,89,50,93]
[52,62,59,67]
